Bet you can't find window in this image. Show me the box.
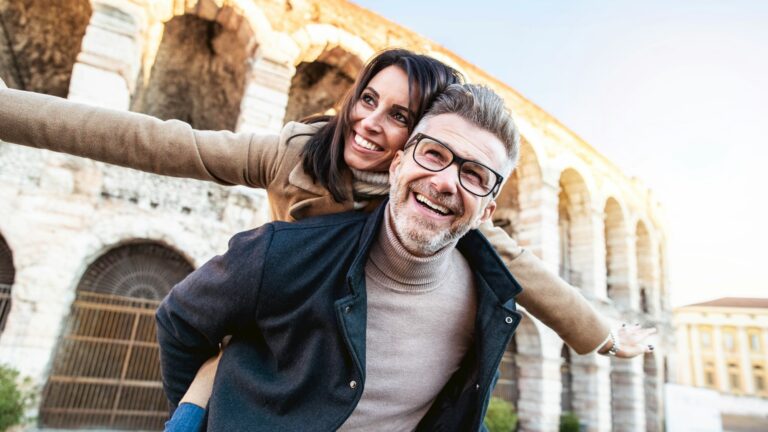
[703,361,717,387]
[754,365,766,393]
[700,329,712,348]
[749,330,762,353]
[723,330,736,352]
[728,363,741,392]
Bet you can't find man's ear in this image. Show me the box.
[389,150,404,184]
[472,199,497,230]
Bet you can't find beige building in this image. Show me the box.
[0,1,672,431]
[675,297,768,397]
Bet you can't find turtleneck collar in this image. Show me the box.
[366,204,458,293]
[350,167,390,199]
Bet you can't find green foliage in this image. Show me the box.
[484,397,518,432]
[0,365,35,431]
[559,411,581,432]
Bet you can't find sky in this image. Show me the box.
[353,0,768,307]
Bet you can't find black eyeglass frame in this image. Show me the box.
[404,133,505,197]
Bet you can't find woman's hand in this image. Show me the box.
[601,323,657,358]
[179,351,222,408]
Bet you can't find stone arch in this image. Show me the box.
[560,344,574,414]
[644,352,662,432]
[496,137,544,250]
[509,312,550,431]
[131,4,256,131]
[604,197,632,308]
[39,241,193,430]
[0,233,14,333]
[636,220,657,313]
[284,45,364,122]
[658,239,669,312]
[0,0,92,95]
[558,168,594,289]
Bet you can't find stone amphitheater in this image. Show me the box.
[0,1,674,431]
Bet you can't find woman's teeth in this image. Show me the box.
[415,193,451,216]
[354,134,383,151]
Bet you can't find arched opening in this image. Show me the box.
[604,197,630,306]
[0,233,14,333]
[558,169,593,288]
[39,242,194,430]
[644,353,661,432]
[493,166,520,238]
[0,0,92,95]
[658,242,668,311]
[560,345,574,414]
[492,336,519,408]
[636,221,654,313]
[283,47,361,123]
[131,14,249,131]
[509,138,544,252]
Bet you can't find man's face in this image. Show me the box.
[388,113,509,256]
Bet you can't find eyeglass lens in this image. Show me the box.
[413,138,495,196]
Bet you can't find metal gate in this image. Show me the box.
[39,243,193,430]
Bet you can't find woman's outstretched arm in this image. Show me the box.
[0,85,285,189]
[479,221,614,355]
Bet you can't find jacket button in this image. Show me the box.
[505,316,514,324]
[475,384,480,390]
[345,306,351,313]
[350,380,358,389]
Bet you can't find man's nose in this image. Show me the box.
[429,164,459,195]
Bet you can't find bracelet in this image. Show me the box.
[607,330,620,356]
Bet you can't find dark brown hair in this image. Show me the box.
[300,48,464,201]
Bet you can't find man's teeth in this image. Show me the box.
[354,134,383,151]
[415,193,450,215]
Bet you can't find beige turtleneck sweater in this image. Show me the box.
[338,206,477,431]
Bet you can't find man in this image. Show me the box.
[157,83,522,430]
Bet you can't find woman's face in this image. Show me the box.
[344,65,413,173]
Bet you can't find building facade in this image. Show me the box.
[675,298,768,396]
[0,1,672,430]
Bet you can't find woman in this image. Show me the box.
[0,49,653,425]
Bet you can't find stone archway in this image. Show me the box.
[39,242,193,430]
[604,197,631,308]
[636,221,656,313]
[505,138,544,253]
[283,46,362,123]
[0,0,92,95]
[560,344,574,414]
[0,233,14,333]
[557,168,593,289]
[131,13,251,131]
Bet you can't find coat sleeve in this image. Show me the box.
[478,221,611,354]
[155,225,274,409]
[0,87,284,189]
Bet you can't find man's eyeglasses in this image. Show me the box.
[404,133,504,197]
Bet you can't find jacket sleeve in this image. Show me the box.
[478,221,611,354]
[0,87,283,189]
[155,225,273,409]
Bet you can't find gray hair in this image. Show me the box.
[418,83,520,172]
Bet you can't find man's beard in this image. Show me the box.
[388,177,473,257]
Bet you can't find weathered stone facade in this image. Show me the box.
[0,0,673,430]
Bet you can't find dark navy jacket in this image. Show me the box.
[156,201,522,431]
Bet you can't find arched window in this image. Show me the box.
[39,242,193,430]
[132,14,249,131]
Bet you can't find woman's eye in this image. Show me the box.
[361,94,375,106]
[392,112,408,125]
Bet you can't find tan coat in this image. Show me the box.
[0,87,611,353]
